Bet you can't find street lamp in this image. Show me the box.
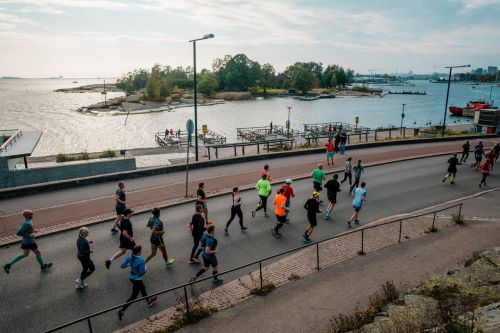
[442,64,470,137]
[286,106,292,138]
[189,33,215,161]
[400,103,406,134]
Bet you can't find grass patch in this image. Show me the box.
[214,92,253,100]
[250,282,276,296]
[239,272,276,297]
[452,213,464,225]
[288,273,301,281]
[160,306,217,333]
[98,149,116,158]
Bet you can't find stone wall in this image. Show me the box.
[0,156,136,189]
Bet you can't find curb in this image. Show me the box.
[0,148,490,248]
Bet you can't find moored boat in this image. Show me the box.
[449,100,493,117]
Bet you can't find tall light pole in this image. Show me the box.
[442,64,470,137]
[286,106,292,138]
[189,33,214,161]
[400,103,406,134]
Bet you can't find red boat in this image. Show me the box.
[449,100,492,117]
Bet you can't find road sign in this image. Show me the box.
[355,116,359,124]
[202,124,208,134]
[186,119,194,135]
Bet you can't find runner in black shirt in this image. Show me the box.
[196,182,209,223]
[189,205,206,264]
[106,209,135,269]
[459,141,470,164]
[112,181,126,233]
[323,174,341,220]
[303,192,321,243]
[442,154,459,185]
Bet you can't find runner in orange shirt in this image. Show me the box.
[272,188,288,238]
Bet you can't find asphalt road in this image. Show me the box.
[0,155,498,333]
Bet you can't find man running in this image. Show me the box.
[189,204,206,264]
[442,153,459,185]
[272,188,288,238]
[117,245,157,320]
[112,181,127,233]
[75,227,94,289]
[459,141,470,164]
[145,208,174,268]
[106,208,135,269]
[340,157,353,186]
[325,139,334,165]
[224,187,248,235]
[303,192,321,243]
[323,174,341,220]
[472,142,484,170]
[334,131,341,152]
[3,210,52,274]
[311,164,325,194]
[349,160,364,195]
[252,173,272,218]
[190,225,223,285]
[196,182,209,223]
[282,179,295,222]
[479,160,492,188]
[339,132,347,154]
[347,182,367,227]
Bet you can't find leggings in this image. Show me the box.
[255,195,268,213]
[480,173,488,185]
[350,177,360,193]
[190,233,203,260]
[341,172,352,185]
[78,256,95,281]
[226,206,243,228]
[460,152,468,163]
[121,279,149,312]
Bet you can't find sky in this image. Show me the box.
[0,0,499,78]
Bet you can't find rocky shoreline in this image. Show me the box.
[54,83,122,93]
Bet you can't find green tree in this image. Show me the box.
[259,63,276,93]
[288,63,315,94]
[330,73,337,89]
[197,73,218,97]
[146,64,161,100]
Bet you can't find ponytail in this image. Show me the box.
[131,245,142,264]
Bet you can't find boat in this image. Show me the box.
[449,100,493,117]
[298,96,320,101]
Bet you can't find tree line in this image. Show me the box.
[116,54,355,101]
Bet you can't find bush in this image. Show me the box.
[214,92,252,100]
[250,282,276,296]
[56,154,71,163]
[80,152,90,160]
[98,149,116,158]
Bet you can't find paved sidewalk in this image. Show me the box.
[171,218,500,333]
[0,139,495,245]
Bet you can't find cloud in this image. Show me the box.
[0,8,34,29]
[461,0,500,10]
[0,0,128,14]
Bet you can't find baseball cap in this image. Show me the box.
[285,178,293,184]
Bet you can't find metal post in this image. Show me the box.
[87,318,93,333]
[375,130,377,141]
[403,127,406,138]
[442,68,452,137]
[257,144,260,154]
[358,229,365,255]
[208,147,211,160]
[185,141,190,197]
[316,242,320,270]
[184,285,191,321]
[242,146,245,155]
[259,261,263,289]
[458,204,462,223]
[432,212,436,231]
[365,132,368,142]
[398,220,402,242]
[389,128,392,140]
[193,41,199,161]
[23,156,28,169]
[287,106,291,139]
[400,104,405,134]
[234,146,237,156]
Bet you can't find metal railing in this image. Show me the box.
[204,138,295,160]
[43,203,463,333]
[0,129,22,154]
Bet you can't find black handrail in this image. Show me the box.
[43,202,463,333]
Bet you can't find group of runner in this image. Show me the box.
[443,141,499,187]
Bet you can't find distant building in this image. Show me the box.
[473,68,484,75]
[487,66,498,74]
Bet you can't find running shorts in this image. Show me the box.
[328,196,337,204]
[307,215,318,227]
[313,181,322,191]
[353,205,362,213]
[276,214,286,224]
[21,242,38,251]
[150,236,165,246]
[202,255,218,268]
[115,205,126,215]
[326,152,334,158]
[119,239,136,250]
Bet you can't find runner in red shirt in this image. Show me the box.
[260,164,271,181]
[281,179,295,222]
[325,139,335,165]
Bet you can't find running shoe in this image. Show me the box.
[188,258,200,264]
[264,213,270,217]
[240,226,248,231]
[303,236,312,244]
[271,228,277,237]
[117,310,124,321]
[105,260,111,270]
[3,264,10,274]
[189,277,197,282]
[147,296,158,307]
[251,210,256,218]
[111,228,118,234]
[355,220,360,224]
[75,278,84,289]
[347,221,352,228]
[224,228,229,236]
[450,181,456,185]
[165,259,175,268]
[41,263,52,271]
[214,278,224,285]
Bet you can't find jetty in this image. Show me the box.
[387,91,426,95]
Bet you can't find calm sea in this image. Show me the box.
[0,78,498,156]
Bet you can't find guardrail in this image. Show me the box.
[204,138,295,160]
[43,203,463,333]
[0,129,22,154]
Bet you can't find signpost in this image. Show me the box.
[400,104,406,134]
[185,119,194,197]
[355,116,359,130]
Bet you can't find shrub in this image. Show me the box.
[99,149,116,158]
[56,154,71,163]
[80,152,90,160]
[452,213,464,225]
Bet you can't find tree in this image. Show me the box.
[223,54,261,91]
[259,63,276,93]
[330,73,337,90]
[288,63,315,94]
[146,64,162,100]
[197,73,218,97]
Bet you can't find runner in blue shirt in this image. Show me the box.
[144,208,174,268]
[190,225,223,285]
[347,182,367,227]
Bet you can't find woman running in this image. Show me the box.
[224,187,247,235]
[75,227,95,289]
[252,173,272,218]
[106,209,135,269]
[340,157,352,186]
[189,204,206,264]
[145,208,174,268]
[479,160,492,188]
[117,245,157,320]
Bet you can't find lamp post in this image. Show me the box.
[442,64,470,137]
[400,103,405,134]
[189,33,214,161]
[286,106,292,138]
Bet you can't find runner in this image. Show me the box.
[252,173,272,218]
[340,157,353,186]
[189,204,206,264]
[117,245,158,320]
[111,181,127,233]
[459,141,470,164]
[349,160,364,195]
[260,164,271,181]
[479,160,492,188]
[282,179,295,222]
[224,187,248,235]
[325,139,335,165]
[442,153,459,185]
[3,210,52,274]
[347,182,367,227]
[106,208,135,269]
[145,208,174,268]
[471,142,484,170]
[485,148,496,170]
[334,131,341,152]
[75,227,94,289]
[196,182,209,223]
[339,131,347,155]
[311,164,325,194]
[494,143,500,162]
[323,174,341,220]
[271,188,288,238]
[190,225,223,285]
[303,192,322,243]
